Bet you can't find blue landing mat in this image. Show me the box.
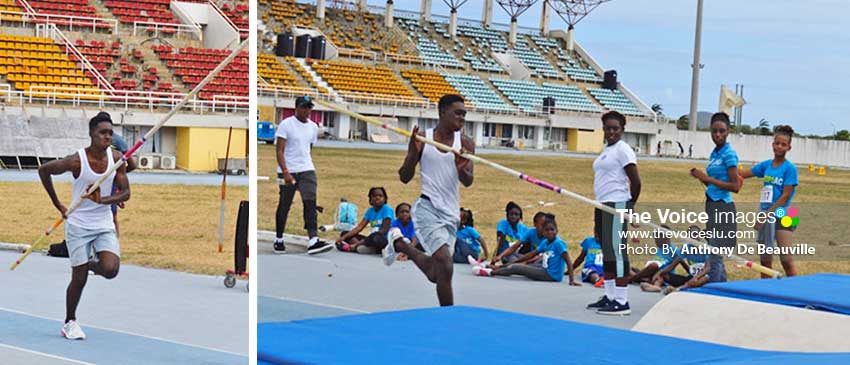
[258,306,850,364]
[688,273,850,315]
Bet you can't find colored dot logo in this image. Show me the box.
[777,206,799,228]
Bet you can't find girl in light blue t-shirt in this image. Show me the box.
[336,187,394,254]
[741,125,799,278]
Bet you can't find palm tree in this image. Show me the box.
[651,103,663,115]
[757,118,771,135]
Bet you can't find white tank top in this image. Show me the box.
[420,128,461,217]
[67,148,116,230]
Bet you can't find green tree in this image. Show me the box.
[836,130,850,141]
[651,104,664,115]
[757,118,771,135]
[676,115,689,130]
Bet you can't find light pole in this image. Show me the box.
[688,0,704,131]
[830,122,837,139]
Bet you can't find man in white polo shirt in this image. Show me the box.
[274,95,332,255]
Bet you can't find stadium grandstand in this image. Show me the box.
[0,0,248,172]
[258,0,661,154]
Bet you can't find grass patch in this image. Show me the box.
[1,181,248,276]
[259,144,850,281]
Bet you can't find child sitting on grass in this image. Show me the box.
[454,208,489,263]
[336,187,393,254]
[474,216,580,286]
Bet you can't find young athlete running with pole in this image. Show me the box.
[38,112,130,340]
[383,94,474,306]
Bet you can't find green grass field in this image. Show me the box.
[259,144,850,281]
[1,181,248,276]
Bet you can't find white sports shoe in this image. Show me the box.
[383,228,407,266]
[467,255,482,266]
[61,320,86,340]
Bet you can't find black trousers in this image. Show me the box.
[276,170,318,239]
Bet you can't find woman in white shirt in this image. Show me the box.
[586,111,642,316]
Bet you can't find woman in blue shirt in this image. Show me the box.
[741,125,798,278]
[688,112,740,283]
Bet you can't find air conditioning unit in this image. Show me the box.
[160,155,176,170]
[138,154,156,169]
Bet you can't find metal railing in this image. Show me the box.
[133,21,202,39]
[14,0,118,33]
[169,2,204,40]
[41,23,115,93]
[208,0,247,37]
[15,85,246,114]
[211,94,248,113]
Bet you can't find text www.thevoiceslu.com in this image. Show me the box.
[619,228,757,241]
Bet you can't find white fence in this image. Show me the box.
[661,129,850,168]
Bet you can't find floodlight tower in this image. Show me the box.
[496,0,538,47]
[482,0,494,26]
[443,0,469,38]
[549,0,610,50]
[386,0,395,28]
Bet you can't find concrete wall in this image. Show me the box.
[205,4,239,49]
[660,129,850,168]
[567,128,603,153]
[176,127,247,172]
[0,114,89,157]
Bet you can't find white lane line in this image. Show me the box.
[263,295,370,314]
[0,343,96,365]
[0,307,247,357]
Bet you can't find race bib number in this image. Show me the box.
[689,262,705,276]
[760,186,773,204]
[541,251,553,269]
[594,254,603,266]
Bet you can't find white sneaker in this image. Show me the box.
[383,228,407,266]
[467,255,481,266]
[381,241,397,267]
[61,320,86,340]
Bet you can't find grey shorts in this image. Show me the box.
[65,223,120,267]
[411,196,459,256]
[757,218,797,248]
[278,170,317,201]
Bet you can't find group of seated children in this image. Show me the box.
[471,213,581,286]
[335,191,706,293]
[629,225,710,294]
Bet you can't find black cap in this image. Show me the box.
[295,95,314,109]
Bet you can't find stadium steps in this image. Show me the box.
[275,55,310,88]
[297,58,341,102]
[138,46,186,92]
[528,37,570,81]
[578,85,605,110]
[485,76,524,110]
[391,68,426,100]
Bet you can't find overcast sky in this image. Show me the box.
[369,0,850,136]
